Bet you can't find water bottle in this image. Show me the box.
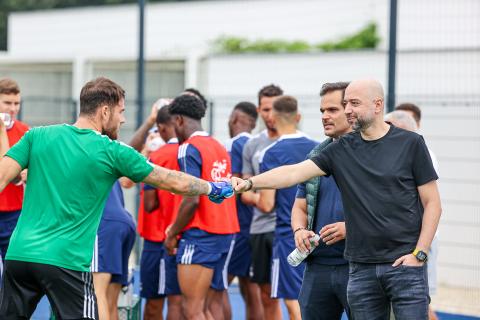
[0,113,13,128]
[287,234,321,267]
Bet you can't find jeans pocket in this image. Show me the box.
[399,264,425,272]
[349,262,359,275]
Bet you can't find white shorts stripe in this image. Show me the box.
[159,259,166,294]
[181,244,189,264]
[90,236,98,272]
[271,258,280,298]
[83,273,88,318]
[222,238,236,289]
[187,245,195,264]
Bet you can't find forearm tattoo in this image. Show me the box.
[147,166,209,196]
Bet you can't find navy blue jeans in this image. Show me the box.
[347,262,429,320]
[299,263,351,320]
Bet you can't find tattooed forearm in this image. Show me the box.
[184,176,209,196]
[143,165,209,196]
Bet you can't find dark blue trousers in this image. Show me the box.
[299,263,350,320]
[347,262,429,320]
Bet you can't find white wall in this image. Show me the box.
[6,0,479,61]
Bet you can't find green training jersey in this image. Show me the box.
[5,124,154,271]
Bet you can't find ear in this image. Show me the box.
[374,99,384,114]
[295,113,301,123]
[101,105,110,118]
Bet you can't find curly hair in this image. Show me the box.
[168,94,206,120]
[183,88,208,109]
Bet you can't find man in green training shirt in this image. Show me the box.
[0,77,233,319]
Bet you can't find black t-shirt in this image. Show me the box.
[311,125,438,263]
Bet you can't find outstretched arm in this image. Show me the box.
[142,164,211,196]
[0,157,22,193]
[232,159,325,193]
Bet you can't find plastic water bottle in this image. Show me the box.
[287,234,321,267]
[0,113,13,128]
[117,269,134,307]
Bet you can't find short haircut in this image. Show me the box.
[395,103,421,123]
[320,82,350,99]
[183,88,208,109]
[385,110,417,131]
[234,101,258,121]
[258,84,283,105]
[156,104,172,124]
[169,94,206,120]
[79,77,125,116]
[0,78,20,95]
[273,95,297,115]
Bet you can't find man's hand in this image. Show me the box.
[164,235,178,255]
[319,222,346,245]
[231,176,251,193]
[294,229,318,253]
[164,224,178,255]
[13,169,27,186]
[392,253,424,267]
[149,98,172,124]
[208,181,234,204]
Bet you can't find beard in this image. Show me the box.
[102,127,118,140]
[352,115,374,132]
[102,119,119,140]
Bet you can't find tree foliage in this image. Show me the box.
[0,0,180,51]
[212,22,380,54]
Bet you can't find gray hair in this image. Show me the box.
[385,110,418,132]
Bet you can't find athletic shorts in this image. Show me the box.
[228,233,252,278]
[140,240,181,298]
[0,260,98,320]
[271,235,305,299]
[176,228,235,291]
[0,210,21,260]
[90,219,136,286]
[249,232,274,284]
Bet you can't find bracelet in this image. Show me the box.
[244,178,254,192]
[294,227,307,234]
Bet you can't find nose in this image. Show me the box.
[344,103,352,115]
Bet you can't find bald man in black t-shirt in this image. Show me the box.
[232,79,441,320]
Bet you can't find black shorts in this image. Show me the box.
[249,232,274,284]
[0,260,98,320]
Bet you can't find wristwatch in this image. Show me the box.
[412,248,428,262]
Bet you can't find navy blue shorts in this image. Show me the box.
[140,240,181,298]
[91,219,136,286]
[176,229,235,291]
[228,233,251,278]
[0,210,21,260]
[271,234,305,299]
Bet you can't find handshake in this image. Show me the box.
[207,177,252,204]
[207,181,234,204]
